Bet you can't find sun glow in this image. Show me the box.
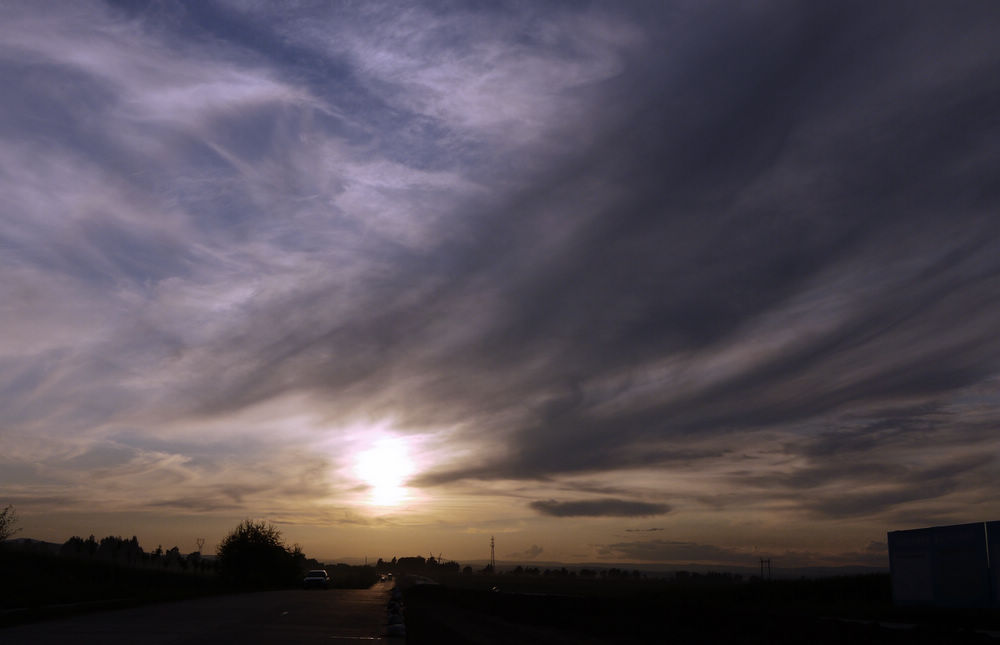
[355,437,415,506]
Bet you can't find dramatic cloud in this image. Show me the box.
[2,0,999,563]
[530,499,671,518]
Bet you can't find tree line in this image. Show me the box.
[59,535,214,574]
[1,511,374,590]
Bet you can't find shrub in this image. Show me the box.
[0,505,19,542]
[216,519,299,588]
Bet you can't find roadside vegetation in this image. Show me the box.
[0,542,225,626]
[0,505,19,541]
[1,516,376,627]
[216,519,304,588]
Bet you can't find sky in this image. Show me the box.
[2,0,1000,569]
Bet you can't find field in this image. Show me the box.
[402,573,1000,644]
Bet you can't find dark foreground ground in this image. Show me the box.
[6,572,1000,644]
[402,576,1000,644]
[0,582,395,644]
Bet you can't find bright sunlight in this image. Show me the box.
[355,437,415,506]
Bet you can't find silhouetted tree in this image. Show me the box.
[216,519,299,587]
[0,505,19,542]
[98,535,141,565]
[60,536,86,557]
[164,546,184,569]
[59,534,101,559]
[396,555,427,572]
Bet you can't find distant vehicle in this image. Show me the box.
[380,574,387,582]
[303,569,330,589]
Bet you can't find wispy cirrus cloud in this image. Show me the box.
[2,1,1000,561]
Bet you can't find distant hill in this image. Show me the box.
[446,559,887,579]
[3,538,61,554]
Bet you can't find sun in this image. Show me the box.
[355,438,415,506]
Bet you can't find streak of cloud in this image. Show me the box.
[530,499,671,518]
[596,539,888,568]
[2,1,1000,560]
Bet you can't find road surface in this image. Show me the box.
[1,582,397,644]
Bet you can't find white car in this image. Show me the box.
[303,569,330,589]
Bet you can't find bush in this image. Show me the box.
[216,519,299,588]
[0,505,19,542]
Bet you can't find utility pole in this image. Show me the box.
[490,536,496,571]
[196,537,205,553]
[759,558,771,580]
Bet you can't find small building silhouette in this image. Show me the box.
[887,521,998,608]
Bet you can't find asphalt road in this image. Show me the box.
[0,582,398,644]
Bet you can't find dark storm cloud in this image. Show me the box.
[530,499,671,518]
[2,0,1000,527]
